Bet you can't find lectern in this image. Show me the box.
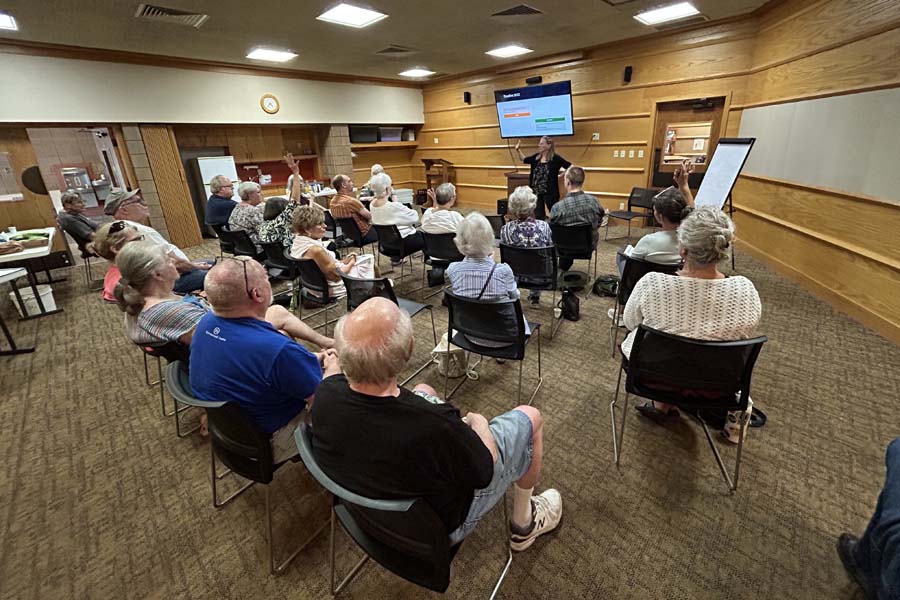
[422,158,455,190]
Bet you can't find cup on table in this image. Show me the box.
[7,226,17,234]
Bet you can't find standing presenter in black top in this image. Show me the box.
[515,135,571,220]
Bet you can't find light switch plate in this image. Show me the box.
[628,150,635,158]
[433,137,439,144]
[613,150,619,158]
[638,149,644,158]
[591,132,600,141]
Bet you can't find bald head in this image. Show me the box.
[205,257,270,316]
[336,297,413,385]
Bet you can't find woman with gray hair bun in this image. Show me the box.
[620,207,761,443]
[227,181,265,252]
[500,186,553,304]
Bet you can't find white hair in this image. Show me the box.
[335,308,413,384]
[508,186,537,219]
[209,175,231,194]
[370,163,385,176]
[454,212,495,258]
[368,172,392,197]
[435,182,456,206]
[678,207,734,265]
[237,181,261,201]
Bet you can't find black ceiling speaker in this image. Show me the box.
[525,75,542,85]
[623,65,633,83]
[21,166,48,195]
[463,91,472,104]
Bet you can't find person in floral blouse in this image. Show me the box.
[500,186,553,304]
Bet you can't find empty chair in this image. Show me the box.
[211,223,235,256]
[609,325,767,492]
[605,187,656,241]
[442,290,542,405]
[294,423,512,597]
[500,244,562,338]
[372,224,423,289]
[206,402,328,574]
[609,255,680,354]
[549,223,597,280]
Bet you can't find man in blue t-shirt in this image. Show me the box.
[205,175,238,226]
[190,256,340,461]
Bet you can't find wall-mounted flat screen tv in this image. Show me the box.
[494,81,574,138]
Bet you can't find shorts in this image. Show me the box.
[271,411,306,463]
[449,409,534,545]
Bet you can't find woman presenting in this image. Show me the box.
[515,135,571,220]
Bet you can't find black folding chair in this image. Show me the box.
[486,215,504,245]
[420,232,464,300]
[549,223,597,280]
[211,223,235,257]
[295,423,512,597]
[339,273,437,384]
[261,242,292,280]
[165,360,227,465]
[283,250,342,335]
[59,225,99,285]
[610,325,767,492]
[225,226,266,262]
[206,402,328,574]
[138,341,194,436]
[606,187,656,241]
[442,290,542,405]
[609,256,680,355]
[372,224,423,289]
[323,210,339,243]
[335,217,377,255]
[499,244,562,338]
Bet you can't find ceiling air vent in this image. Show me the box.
[375,45,418,57]
[653,14,709,31]
[491,4,544,17]
[134,4,209,28]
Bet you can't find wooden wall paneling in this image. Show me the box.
[0,127,66,251]
[139,125,202,249]
[724,109,744,136]
[110,125,139,190]
[735,209,900,344]
[752,0,900,70]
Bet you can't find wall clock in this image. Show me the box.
[260,94,280,114]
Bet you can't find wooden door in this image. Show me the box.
[244,127,266,163]
[649,97,725,187]
[260,128,284,161]
[226,128,250,162]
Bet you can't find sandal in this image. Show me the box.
[635,401,679,425]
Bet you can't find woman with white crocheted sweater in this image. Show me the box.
[621,207,762,441]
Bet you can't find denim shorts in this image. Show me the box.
[449,409,534,545]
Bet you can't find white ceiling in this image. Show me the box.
[0,0,769,81]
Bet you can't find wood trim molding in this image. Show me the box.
[0,39,422,89]
[736,237,900,345]
[417,142,646,151]
[730,80,900,112]
[420,113,651,133]
[739,173,900,209]
[734,203,900,273]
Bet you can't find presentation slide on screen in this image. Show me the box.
[495,82,574,138]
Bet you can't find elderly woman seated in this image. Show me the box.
[89,220,144,302]
[447,212,530,347]
[228,181,265,252]
[621,207,761,443]
[114,240,333,349]
[368,172,425,263]
[290,205,377,298]
[500,185,553,305]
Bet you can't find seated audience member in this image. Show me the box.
[329,173,377,245]
[311,297,562,550]
[837,437,900,600]
[205,175,237,226]
[672,159,695,207]
[89,220,143,302]
[621,207,761,442]
[420,183,464,234]
[359,163,385,197]
[500,186,553,305]
[190,257,340,461]
[549,166,604,271]
[104,189,211,293]
[57,191,99,243]
[368,172,425,262]
[290,206,376,298]
[115,242,333,349]
[260,154,321,248]
[614,187,692,274]
[228,182,265,252]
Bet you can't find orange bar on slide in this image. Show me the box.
[503,112,531,118]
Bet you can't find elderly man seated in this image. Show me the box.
[549,166,604,271]
[190,257,339,461]
[311,297,562,550]
[329,173,377,245]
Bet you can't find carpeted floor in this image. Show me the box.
[1,224,896,600]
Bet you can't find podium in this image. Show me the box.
[422,158,455,190]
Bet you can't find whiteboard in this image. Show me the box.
[694,138,755,208]
[738,88,900,203]
[197,156,239,199]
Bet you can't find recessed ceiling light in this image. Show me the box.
[317,3,388,28]
[634,2,699,25]
[486,44,533,59]
[0,13,18,31]
[246,48,298,63]
[399,68,436,78]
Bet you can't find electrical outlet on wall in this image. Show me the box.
[433,137,439,144]
[619,202,625,210]
[638,149,644,158]
[619,149,625,157]
[591,132,600,141]
[613,150,619,158]
[628,150,635,158]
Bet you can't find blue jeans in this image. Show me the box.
[856,437,900,599]
[173,268,208,294]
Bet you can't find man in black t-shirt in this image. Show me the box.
[311,297,562,550]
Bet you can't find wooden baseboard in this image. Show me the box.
[737,239,900,345]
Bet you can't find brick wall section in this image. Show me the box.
[120,125,169,241]
[317,125,354,184]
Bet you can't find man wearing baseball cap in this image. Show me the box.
[104,188,211,294]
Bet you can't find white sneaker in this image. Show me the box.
[601,213,609,228]
[510,489,562,551]
[607,308,625,327]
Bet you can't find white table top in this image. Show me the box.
[0,267,27,284]
[0,227,56,264]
